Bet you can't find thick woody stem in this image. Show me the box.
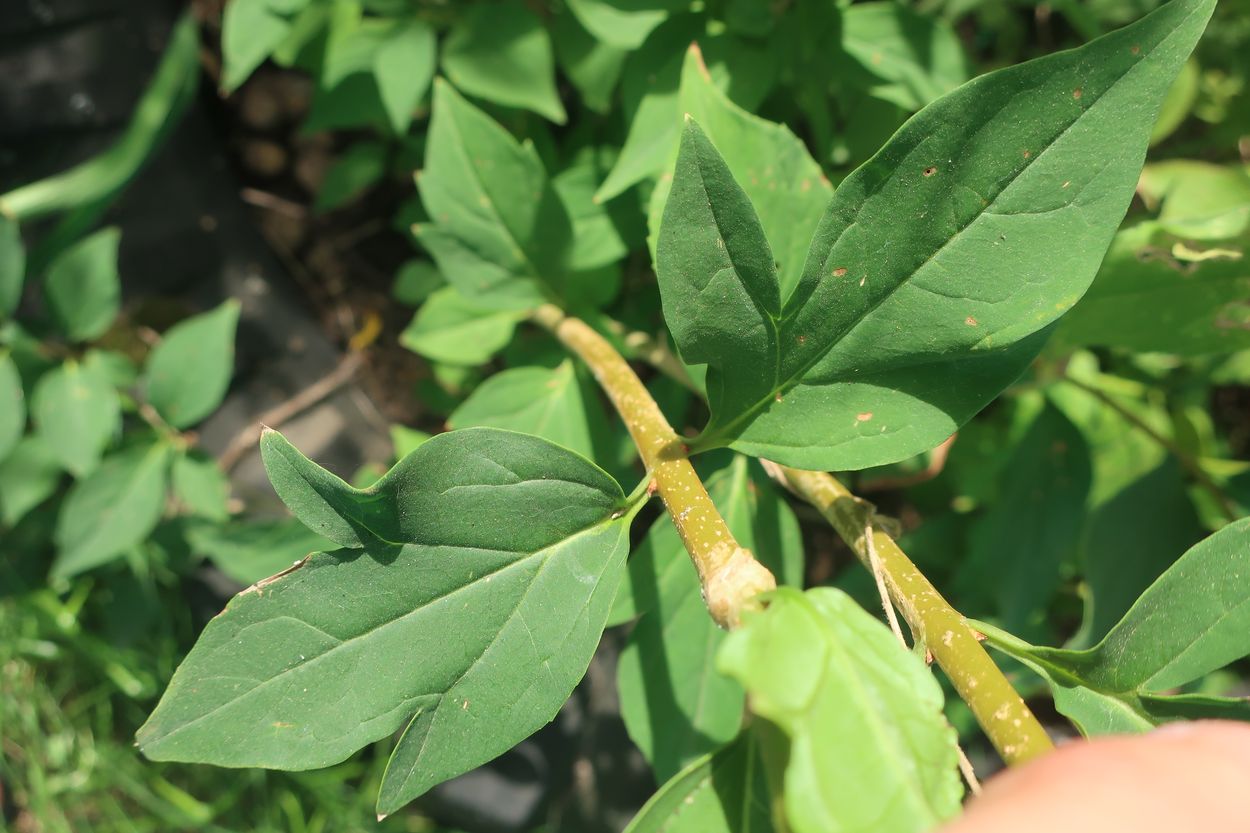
[765,462,1054,766]
[532,304,774,629]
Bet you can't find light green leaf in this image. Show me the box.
[719,587,962,833]
[1141,159,1250,240]
[566,0,683,49]
[0,435,62,526]
[138,428,637,819]
[416,82,572,309]
[389,425,432,459]
[616,456,803,780]
[187,517,336,585]
[222,0,310,92]
[314,141,386,212]
[0,216,24,316]
[441,0,566,123]
[552,9,627,114]
[0,352,24,463]
[1150,58,1200,144]
[373,18,436,134]
[399,286,523,366]
[32,353,121,477]
[840,2,969,110]
[622,728,775,833]
[391,259,444,307]
[554,159,634,272]
[172,451,230,521]
[51,442,172,580]
[656,0,1215,471]
[44,227,121,342]
[144,300,240,429]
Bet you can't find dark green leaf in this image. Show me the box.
[0,435,62,526]
[44,227,121,342]
[144,301,239,429]
[32,353,120,477]
[0,351,24,463]
[314,142,387,213]
[0,216,24,316]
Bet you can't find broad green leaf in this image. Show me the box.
[373,18,436,134]
[616,456,803,780]
[552,9,627,114]
[980,519,1250,734]
[416,82,572,310]
[657,0,1215,471]
[187,517,336,585]
[44,227,121,342]
[314,141,386,212]
[399,286,523,366]
[222,0,310,91]
[138,428,637,819]
[0,352,24,462]
[840,2,969,110]
[391,259,443,307]
[172,451,230,521]
[0,435,62,526]
[719,587,962,833]
[144,301,239,429]
[622,729,775,833]
[1054,222,1250,355]
[955,402,1090,638]
[441,0,566,123]
[51,442,172,580]
[1139,160,1250,239]
[646,46,833,300]
[32,354,120,477]
[0,216,24,316]
[566,0,683,49]
[554,158,635,273]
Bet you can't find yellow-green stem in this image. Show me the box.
[768,463,1054,766]
[532,304,774,628]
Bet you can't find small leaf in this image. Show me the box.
[138,428,637,819]
[52,442,172,580]
[389,425,432,459]
[441,0,566,123]
[566,0,680,49]
[44,227,121,342]
[840,2,969,110]
[0,215,24,316]
[144,300,239,429]
[187,517,335,585]
[32,353,121,477]
[222,0,310,92]
[391,259,444,307]
[1140,159,1250,240]
[373,18,436,134]
[719,587,962,833]
[172,451,230,521]
[399,286,523,366]
[314,141,387,213]
[0,352,25,463]
[552,9,627,114]
[0,435,63,526]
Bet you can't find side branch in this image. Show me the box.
[764,463,1054,766]
[532,305,775,628]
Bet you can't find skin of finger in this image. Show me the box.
[942,721,1250,833]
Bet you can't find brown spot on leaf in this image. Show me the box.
[797,335,807,344]
[1073,87,1083,100]
[1022,150,1032,159]
[1131,44,1141,55]
[965,316,978,326]
[923,166,938,177]
[856,412,873,422]
[833,267,848,277]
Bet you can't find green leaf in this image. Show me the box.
[222,0,310,92]
[416,82,572,310]
[840,2,969,110]
[616,456,803,780]
[314,141,387,212]
[441,0,566,123]
[1139,159,1250,240]
[187,517,336,585]
[32,353,121,477]
[955,401,1090,638]
[622,729,775,833]
[44,227,121,342]
[566,0,682,49]
[554,158,635,273]
[0,216,24,316]
[51,442,172,580]
[138,428,637,818]
[719,587,962,833]
[0,435,62,526]
[399,286,523,366]
[144,301,240,429]
[1150,58,1200,144]
[391,259,444,307]
[0,352,24,463]
[656,0,1214,471]
[172,451,230,521]
[646,46,833,300]
[980,519,1250,733]
[389,425,432,459]
[373,18,436,134]
[552,9,627,114]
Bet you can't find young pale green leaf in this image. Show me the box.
[0,352,24,463]
[719,587,962,833]
[622,728,776,833]
[646,46,833,300]
[566,0,681,49]
[51,442,171,580]
[32,353,120,477]
[840,2,969,110]
[980,518,1250,735]
[314,141,386,213]
[187,517,336,585]
[399,286,523,366]
[657,0,1215,471]
[0,216,24,316]
[1139,159,1250,240]
[221,0,310,92]
[144,301,239,429]
[955,401,1090,638]
[373,18,436,134]
[416,82,572,310]
[172,451,230,522]
[441,0,566,123]
[138,427,636,819]
[0,435,62,526]
[44,227,121,343]
[616,456,803,781]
